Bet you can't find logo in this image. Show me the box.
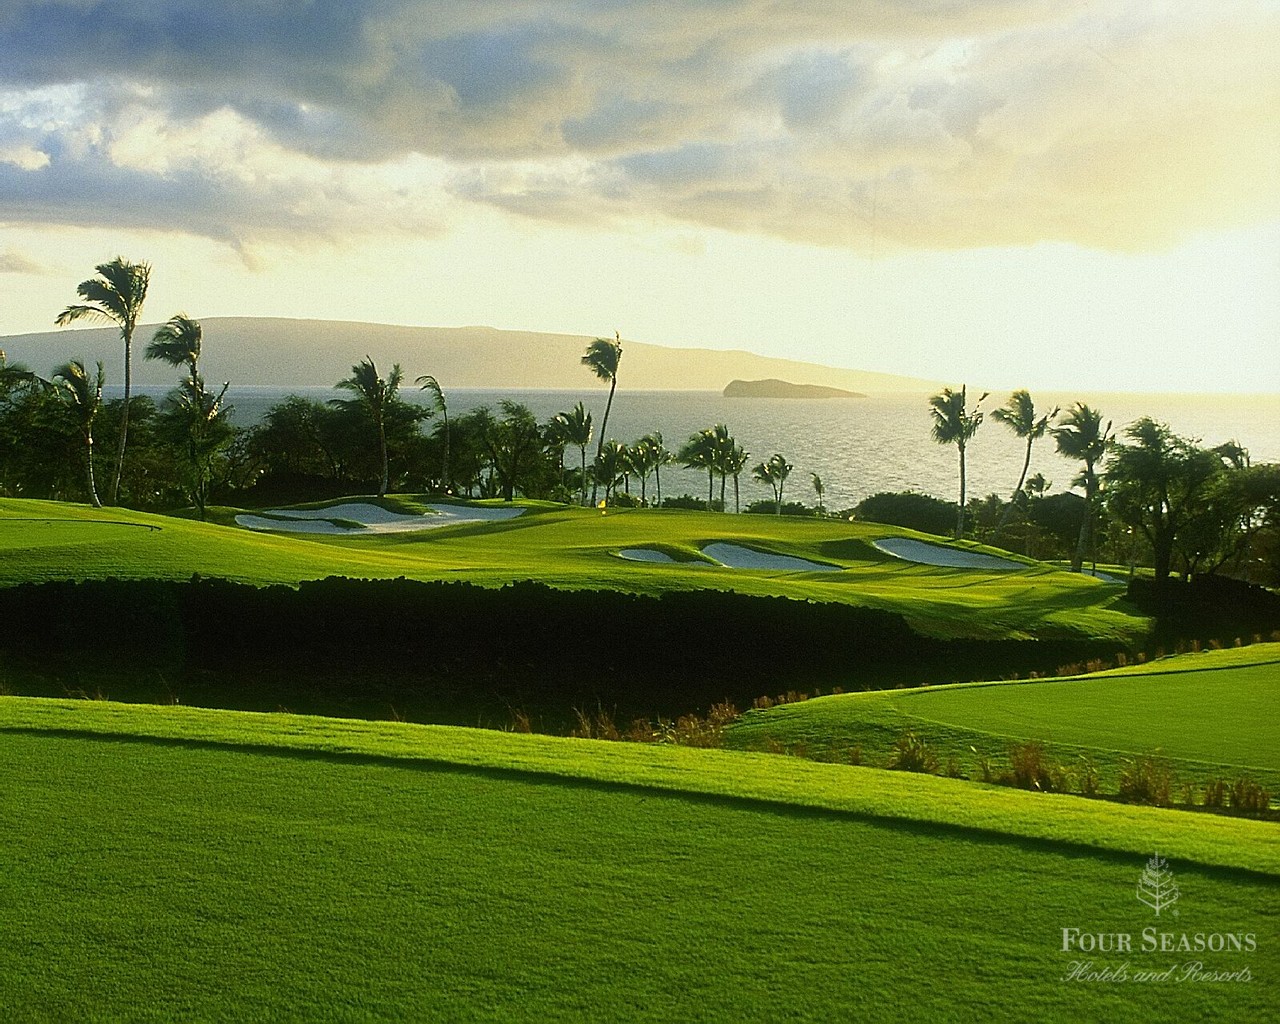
[1136,852,1180,916]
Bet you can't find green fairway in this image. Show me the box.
[0,496,1144,642]
[0,698,1275,1021]
[729,645,1280,793]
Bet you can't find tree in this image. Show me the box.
[627,435,655,505]
[928,385,987,539]
[640,432,672,508]
[332,357,403,497]
[160,374,233,519]
[725,442,749,513]
[1053,402,1113,572]
[146,313,202,377]
[550,402,592,506]
[753,453,793,514]
[990,389,1058,543]
[582,332,622,504]
[55,256,151,505]
[706,424,735,511]
[51,360,105,507]
[678,430,718,507]
[481,401,554,502]
[593,439,627,504]
[811,472,825,514]
[416,375,449,492]
[1105,418,1224,589]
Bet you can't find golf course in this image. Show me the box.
[0,495,1275,1021]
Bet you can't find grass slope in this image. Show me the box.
[0,496,1144,642]
[1,699,1276,1021]
[729,645,1280,793]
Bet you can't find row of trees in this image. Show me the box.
[3,254,1277,589]
[927,385,1280,589]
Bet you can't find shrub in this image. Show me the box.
[1228,777,1271,815]
[889,731,939,774]
[855,491,956,536]
[660,494,708,510]
[847,745,863,766]
[1005,741,1069,792]
[1202,778,1227,809]
[1077,755,1100,797]
[1117,755,1175,807]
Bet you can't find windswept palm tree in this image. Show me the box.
[55,256,151,504]
[1053,402,1112,572]
[333,357,404,497]
[52,359,105,508]
[753,453,793,514]
[582,332,621,504]
[811,472,825,514]
[146,314,202,378]
[990,389,1058,543]
[416,374,450,492]
[928,385,987,538]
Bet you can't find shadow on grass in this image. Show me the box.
[2,725,1272,883]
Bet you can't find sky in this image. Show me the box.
[0,0,1277,392]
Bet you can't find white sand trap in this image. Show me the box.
[873,537,1023,570]
[236,502,524,535]
[618,548,679,563]
[702,542,839,572]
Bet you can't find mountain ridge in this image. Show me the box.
[0,317,937,392]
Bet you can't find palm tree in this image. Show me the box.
[594,439,626,504]
[928,385,987,538]
[582,332,622,504]
[52,359,105,508]
[551,402,593,505]
[416,375,449,492]
[643,431,672,508]
[725,443,750,513]
[990,390,1058,543]
[164,373,232,520]
[811,472,825,514]
[1053,402,1113,572]
[55,257,151,504]
[707,424,735,511]
[753,453,793,514]
[678,430,718,507]
[146,313,202,377]
[333,357,404,497]
[627,436,654,505]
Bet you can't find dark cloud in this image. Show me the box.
[0,0,1273,251]
[0,249,45,274]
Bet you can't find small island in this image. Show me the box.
[723,378,866,399]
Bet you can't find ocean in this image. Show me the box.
[111,385,1278,512]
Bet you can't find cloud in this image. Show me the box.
[0,248,44,274]
[0,0,1274,251]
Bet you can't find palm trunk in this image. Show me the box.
[378,420,389,497]
[719,472,726,512]
[655,463,662,508]
[640,474,646,505]
[707,469,714,507]
[108,332,131,505]
[733,474,740,514]
[85,435,101,508]
[590,377,616,505]
[441,408,450,493]
[955,443,967,538]
[579,445,587,506]
[1071,470,1094,572]
[993,437,1034,543]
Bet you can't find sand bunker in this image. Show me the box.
[236,502,524,535]
[618,548,679,563]
[702,542,840,572]
[873,537,1023,570]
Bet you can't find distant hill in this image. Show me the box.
[0,317,936,392]
[724,379,865,399]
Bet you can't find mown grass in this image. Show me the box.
[0,496,1144,642]
[0,698,1275,1021]
[728,645,1280,797]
